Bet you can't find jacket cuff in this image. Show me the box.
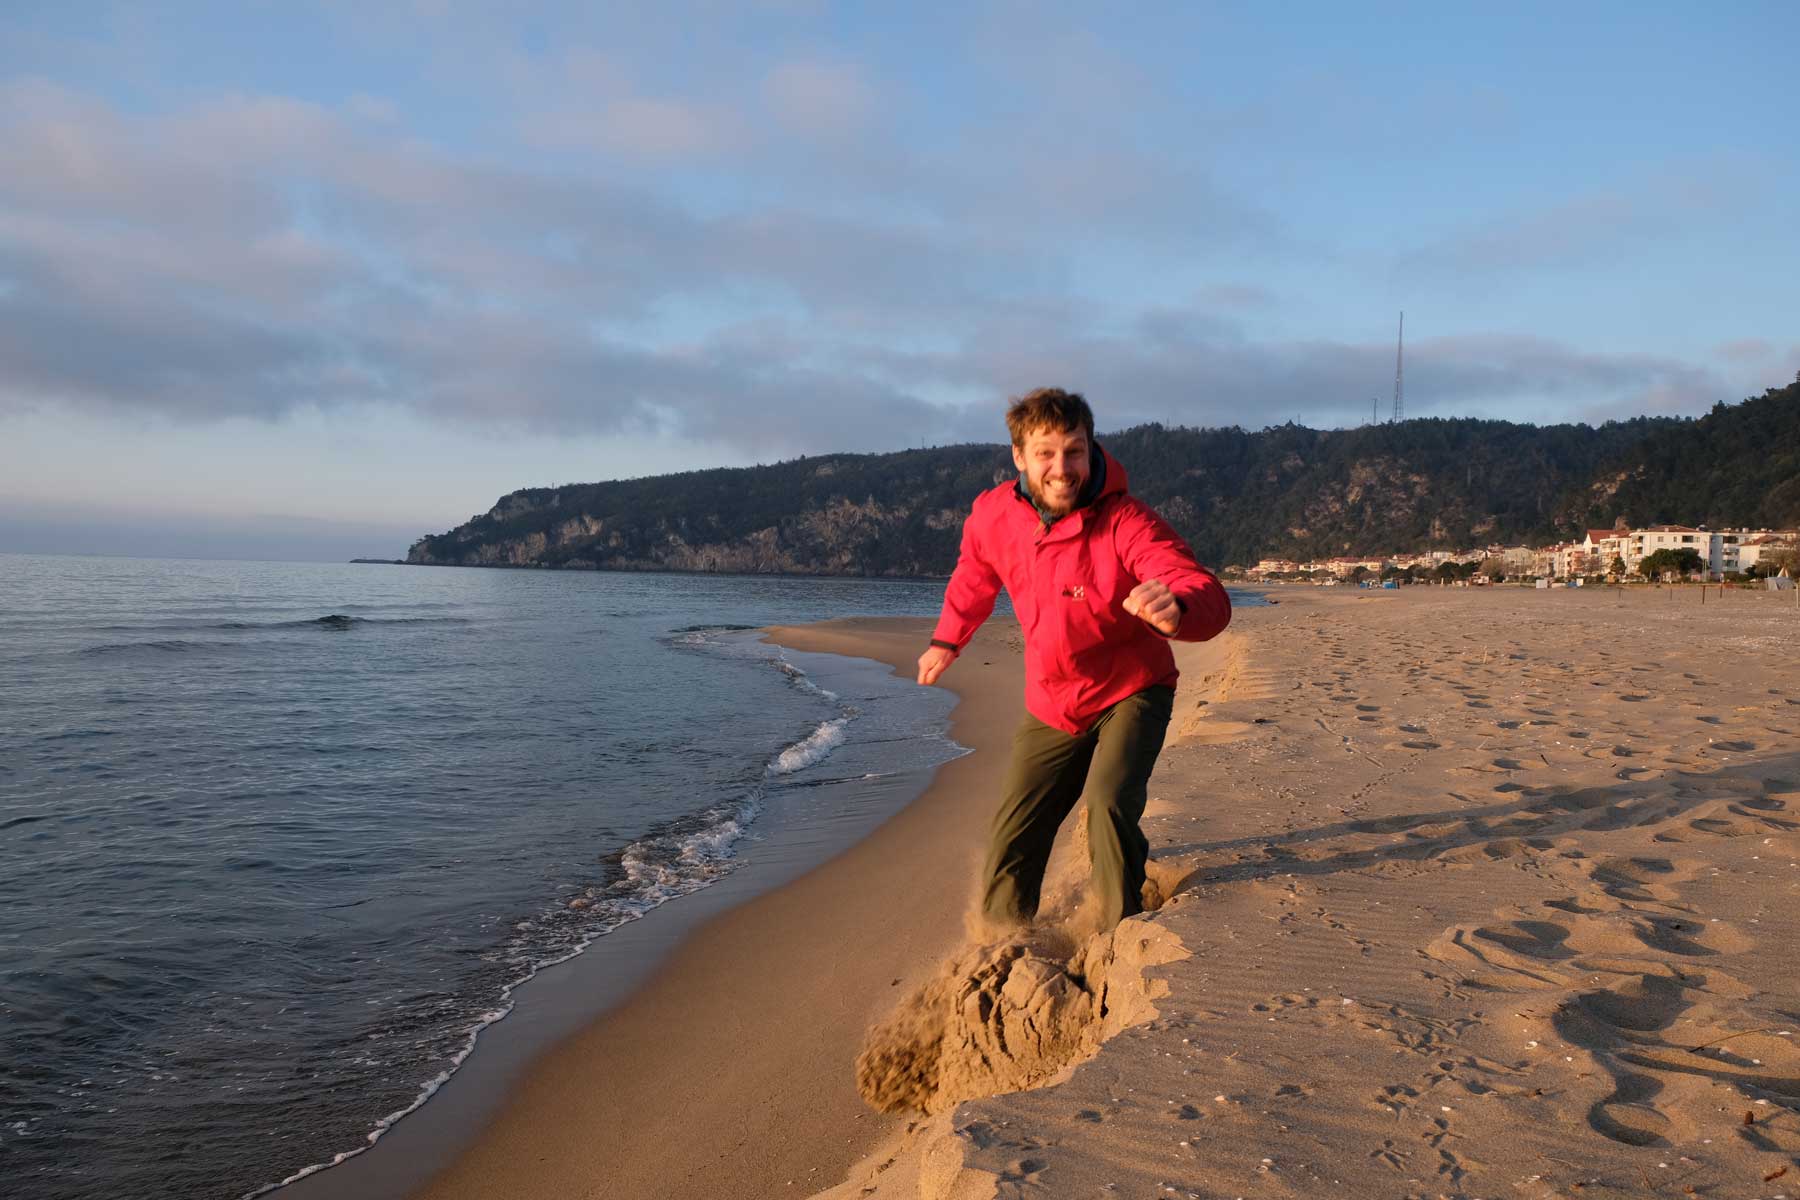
[929,637,961,653]
[1171,584,1231,641]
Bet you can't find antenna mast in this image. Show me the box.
[1392,311,1405,423]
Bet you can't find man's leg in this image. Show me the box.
[981,713,1095,926]
[1082,686,1175,928]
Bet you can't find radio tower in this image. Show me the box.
[1391,311,1405,424]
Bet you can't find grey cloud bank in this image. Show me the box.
[1,25,1790,470]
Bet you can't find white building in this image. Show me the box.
[1737,531,1799,573]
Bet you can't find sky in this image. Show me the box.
[2,2,1796,561]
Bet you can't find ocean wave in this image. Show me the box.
[256,792,762,1199]
[274,615,473,630]
[77,638,223,656]
[768,717,850,775]
[772,657,838,700]
[86,614,474,634]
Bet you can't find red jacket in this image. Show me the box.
[931,446,1231,734]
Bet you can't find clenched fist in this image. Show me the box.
[1122,579,1182,636]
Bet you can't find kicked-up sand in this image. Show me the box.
[404,586,1800,1200]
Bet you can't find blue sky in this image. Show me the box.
[2,1,1796,560]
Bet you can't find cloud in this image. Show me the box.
[0,74,1753,464]
[861,305,1731,436]
[1715,338,1773,363]
[528,95,746,160]
[763,58,876,139]
[1397,159,1757,280]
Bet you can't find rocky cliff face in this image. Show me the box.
[406,454,987,575]
[404,386,1797,575]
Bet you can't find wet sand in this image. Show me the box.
[400,617,1040,1199]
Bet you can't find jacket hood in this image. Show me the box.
[1093,442,1128,501]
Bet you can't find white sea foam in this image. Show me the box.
[768,717,850,775]
[259,630,892,1198]
[253,793,762,1199]
[774,657,838,700]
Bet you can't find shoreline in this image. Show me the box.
[379,616,1034,1199]
[267,626,977,1200]
[291,584,1800,1200]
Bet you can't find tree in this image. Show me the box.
[1638,547,1705,579]
[1756,547,1799,578]
[1350,565,1373,584]
[1609,554,1626,578]
[1479,556,1507,583]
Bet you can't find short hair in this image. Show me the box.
[1005,387,1094,447]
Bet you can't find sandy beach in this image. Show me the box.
[409,585,1799,1200]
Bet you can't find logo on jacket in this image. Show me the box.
[1061,584,1086,600]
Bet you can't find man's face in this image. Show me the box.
[1011,426,1090,516]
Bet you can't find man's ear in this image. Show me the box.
[1010,443,1026,472]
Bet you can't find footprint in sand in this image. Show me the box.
[1573,972,1691,1036]
[1249,993,1320,1014]
[994,1157,1049,1186]
[1471,919,1575,960]
[1688,814,1762,837]
[1580,855,1695,905]
[1587,1072,1674,1147]
[1728,797,1799,829]
[1373,1083,1420,1117]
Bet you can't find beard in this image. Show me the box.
[1027,474,1085,516]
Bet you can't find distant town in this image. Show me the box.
[1232,524,1800,586]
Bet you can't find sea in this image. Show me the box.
[0,553,1257,1200]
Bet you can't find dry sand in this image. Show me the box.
[827,586,1800,1200]
[411,586,1800,1200]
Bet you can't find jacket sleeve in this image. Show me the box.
[1114,498,1231,642]
[930,499,1002,651]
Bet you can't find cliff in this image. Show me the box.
[407,378,1800,574]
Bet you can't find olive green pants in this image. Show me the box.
[981,685,1175,929]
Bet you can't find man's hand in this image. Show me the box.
[1122,579,1182,636]
[917,644,957,686]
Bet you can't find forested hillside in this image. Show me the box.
[407,378,1798,575]
[1555,378,1800,532]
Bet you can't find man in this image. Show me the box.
[917,388,1231,930]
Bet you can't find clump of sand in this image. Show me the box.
[856,918,1187,1115]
